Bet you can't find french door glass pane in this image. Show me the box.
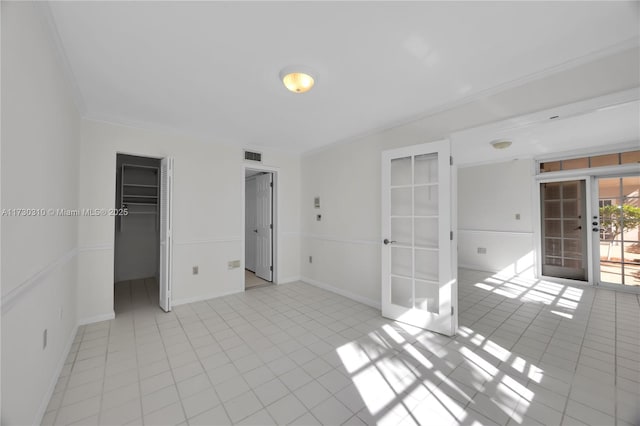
[391,188,412,216]
[391,157,412,186]
[415,218,438,248]
[391,218,412,246]
[391,277,413,309]
[415,280,439,313]
[391,247,412,278]
[414,186,438,216]
[414,153,438,184]
[415,249,438,281]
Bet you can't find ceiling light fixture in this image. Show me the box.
[490,140,512,150]
[280,68,315,94]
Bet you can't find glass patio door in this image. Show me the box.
[595,175,640,286]
[540,180,588,281]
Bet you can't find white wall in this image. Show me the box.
[457,160,535,274]
[77,119,301,320]
[1,2,81,424]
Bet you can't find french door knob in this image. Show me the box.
[383,238,396,245]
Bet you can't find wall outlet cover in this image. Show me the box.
[192,266,199,275]
[477,247,487,254]
[228,260,241,269]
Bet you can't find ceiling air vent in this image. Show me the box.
[244,150,262,162]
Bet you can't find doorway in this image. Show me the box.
[595,175,640,286]
[113,153,173,314]
[244,168,274,289]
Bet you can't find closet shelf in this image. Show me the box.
[123,184,158,188]
[123,202,157,206]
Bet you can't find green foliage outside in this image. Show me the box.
[599,204,640,241]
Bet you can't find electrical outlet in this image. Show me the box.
[228,260,241,269]
[515,213,521,220]
[43,329,48,350]
[477,247,487,254]
[192,266,199,275]
[309,256,313,263]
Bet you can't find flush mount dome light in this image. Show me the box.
[490,139,513,150]
[280,68,315,94]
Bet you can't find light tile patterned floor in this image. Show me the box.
[43,270,640,426]
[244,270,272,290]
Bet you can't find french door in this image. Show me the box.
[594,175,640,287]
[540,180,588,281]
[381,140,457,336]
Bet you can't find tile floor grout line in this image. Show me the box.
[95,318,113,424]
[131,280,147,426]
[557,286,601,426]
[178,300,251,424]
[51,327,81,425]
[43,271,639,426]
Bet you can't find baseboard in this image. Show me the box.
[34,323,79,425]
[301,276,381,310]
[278,276,301,285]
[78,311,115,326]
[458,263,499,273]
[172,289,242,307]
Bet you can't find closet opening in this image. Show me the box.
[113,153,173,314]
[244,168,275,290]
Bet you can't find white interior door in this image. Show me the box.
[159,157,173,312]
[245,177,257,272]
[381,140,457,336]
[255,173,273,281]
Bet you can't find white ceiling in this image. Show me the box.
[47,1,639,153]
[451,92,640,166]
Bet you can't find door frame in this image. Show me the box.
[241,164,279,289]
[112,151,171,314]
